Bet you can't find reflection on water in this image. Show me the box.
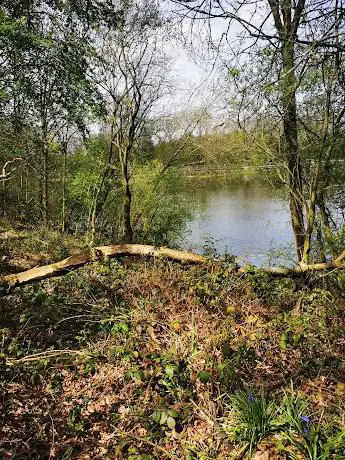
[182,178,295,267]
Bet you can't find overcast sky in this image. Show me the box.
[156,0,257,122]
[158,0,274,119]
[155,7,229,120]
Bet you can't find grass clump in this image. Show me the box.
[281,392,345,460]
[224,391,279,457]
[223,390,345,459]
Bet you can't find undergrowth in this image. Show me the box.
[0,232,344,458]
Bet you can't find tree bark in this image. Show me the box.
[122,149,133,242]
[123,182,133,242]
[61,141,67,233]
[41,136,49,226]
[268,0,306,263]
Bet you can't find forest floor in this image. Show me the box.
[0,226,345,459]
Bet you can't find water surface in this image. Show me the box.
[182,178,295,267]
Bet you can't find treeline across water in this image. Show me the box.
[0,110,283,247]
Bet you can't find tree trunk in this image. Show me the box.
[301,186,316,265]
[2,179,6,219]
[318,192,336,256]
[90,197,97,244]
[122,150,133,242]
[1,244,208,288]
[2,244,345,290]
[316,217,326,263]
[41,139,49,226]
[123,181,133,242]
[61,142,67,233]
[281,36,305,263]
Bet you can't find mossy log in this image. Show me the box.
[1,244,345,290]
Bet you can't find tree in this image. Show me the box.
[0,0,115,224]
[93,1,168,242]
[172,0,345,264]
[0,157,23,181]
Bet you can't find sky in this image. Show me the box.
[153,12,231,126]
[158,0,276,115]
[157,35,217,115]
[155,0,262,123]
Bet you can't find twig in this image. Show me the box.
[54,314,100,326]
[117,430,174,458]
[48,412,56,460]
[6,349,88,365]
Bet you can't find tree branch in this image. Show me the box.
[0,158,24,182]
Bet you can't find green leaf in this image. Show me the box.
[125,367,145,381]
[120,322,129,333]
[198,370,211,384]
[280,333,287,352]
[165,364,177,379]
[168,409,179,418]
[159,411,168,425]
[228,67,240,78]
[151,410,161,424]
[167,416,176,430]
[134,369,145,381]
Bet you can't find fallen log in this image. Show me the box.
[0,244,207,288]
[239,253,345,275]
[1,244,345,290]
[0,230,28,241]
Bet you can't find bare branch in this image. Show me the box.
[0,158,24,182]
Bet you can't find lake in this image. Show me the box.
[182,177,295,267]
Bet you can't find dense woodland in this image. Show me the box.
[1,0,345,458]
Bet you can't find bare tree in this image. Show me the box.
[93,2,169,242]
